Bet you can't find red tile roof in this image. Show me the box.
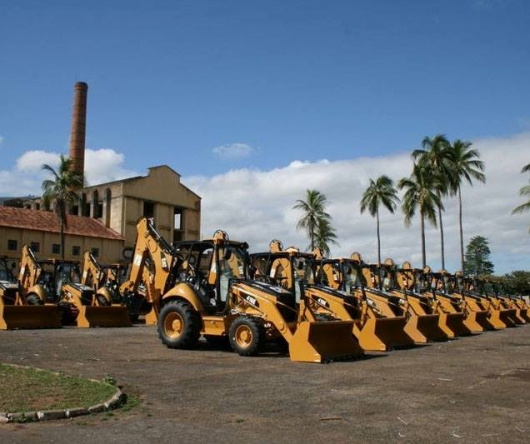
[0,206,124,240]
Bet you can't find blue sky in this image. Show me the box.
[1,0,530,275]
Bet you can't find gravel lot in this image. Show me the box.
[0,323,528,443]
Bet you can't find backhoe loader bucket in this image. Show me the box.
[288,320,362,363]
[404,314,447,343]
[0,305,62,330]
[437,313,472,338]
[353,316,414,351]
[463,310,490,333]
[76,305,132,328]
[486,309,513,330]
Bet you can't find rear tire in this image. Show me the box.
[158,300,201,349]
[229,317,265,356]
[26,293,43,306]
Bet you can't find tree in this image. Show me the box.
[447,140,485,272]
[42,155,83,259]
[398,162,442,268]
[412,134,452,269]
[463,235,494,277]
[313,218,339,257]
[512,163,530,232]
[502,270,530,295]
[360,175,399,264]
[293,189,334,252]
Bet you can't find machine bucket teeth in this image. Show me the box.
[354,316,414,351]
[288,320,363,363]
[76,306,132,328]
[0,305,62,330]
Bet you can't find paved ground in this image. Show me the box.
[0,323,528,443]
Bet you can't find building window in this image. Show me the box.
[30,242,40,253]
[7,239,17,251]
[173,208,183,243]
[144,201,155,218]
[95,203,103,218]
[91,247,99,258]
[52,244,61,255]
[72,246,81,256]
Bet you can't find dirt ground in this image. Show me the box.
[0,323,528,444]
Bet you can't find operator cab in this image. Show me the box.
[173,238,250,313]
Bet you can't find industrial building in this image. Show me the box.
[0,82,201,264]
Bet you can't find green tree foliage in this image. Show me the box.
[501,270,530,295]
[447,140,485,272]
[463,235,494,276]
[360,175,399,265]
[512,163,530,232]
[42,155,83,259]
[313,218,338,257]
[398,163,442,268]
[293,189,336,254]
[412,134,452,269]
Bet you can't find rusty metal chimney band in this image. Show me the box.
[69,81,88,183]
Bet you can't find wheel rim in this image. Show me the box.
[234,324,253,349]
[164,312,185,339]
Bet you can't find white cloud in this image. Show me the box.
[212,143,254,159]
[84,148,139,186]
[0,135,4,145]
[187,133,530,275]
[17,150,62,172]
[0,148,140,196]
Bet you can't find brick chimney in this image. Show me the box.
[69,82,88,185]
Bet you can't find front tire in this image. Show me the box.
[158,300,201,349]
[229,317,265,356]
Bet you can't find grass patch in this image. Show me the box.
[0,364,118,413]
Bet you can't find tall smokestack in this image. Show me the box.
[69,81,88,185]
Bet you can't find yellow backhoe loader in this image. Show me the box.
[120,217,359,363]
[18,245,130,328]
[409,266,473,337]
[388,260,469,339]
[0,255,61,330]
[251,242,413,352]
[350,253,449,344]
[82,251,150,322]
[463,276,518,328]
[442,272,506,331]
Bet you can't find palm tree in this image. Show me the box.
[447,140,485,272]
[512,163,530,232]
[412,134,451,269]
[314,218,339,257]
[397,162,442,268]
[360,175,399,265]
[42,155,83,259]
[293,189,332,252]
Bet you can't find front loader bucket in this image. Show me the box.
[0,305,62,330]
[485,309,508,330]
[463,310,489,332]
[438,312,472,338]
[404,314,447,343]
[288,320,363,363]
[354,316,414,351]
[76,306,132,328]
[502,308,520,326]
[511,309,526,324]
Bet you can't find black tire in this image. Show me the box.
[26,293,43,306]
[158,300,201,349]
[228,316,265,356]
[96,293,111,306]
